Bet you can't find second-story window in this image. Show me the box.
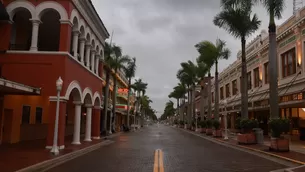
[282,47,296,78]
[247,72,252,90]
[225,83,230,98]
[220,87,224,100]
[232,80,237,95]
[264,62,269,84]
[254,67,260,88]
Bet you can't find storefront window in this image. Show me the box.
[281,47,296,77]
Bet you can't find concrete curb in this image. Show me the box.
[17,132,122,172]
[175,127,305,166]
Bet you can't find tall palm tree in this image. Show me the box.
[169,83,187,121]
[177,61,198,127]
[132,79,148,127]
[195,39,230,120]
[124,57,136,128]
[111,53,130,132]
[196,61,209,120]
[102,42,121,134]
[221,0,285,119]
[214,5,261,119]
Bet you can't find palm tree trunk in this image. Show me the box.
[207,72,212,119]
[176,98,179,118]
[126,79,131,128]
[215,60,219,120]
[192,85,196,122]
[241,37,249,119]
[103,71,110,133]
[200,84,205,121]
[187,88,191,128]
[112,72,117,132]
[268,14,279,119]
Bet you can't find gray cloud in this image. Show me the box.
[93,0,293,117]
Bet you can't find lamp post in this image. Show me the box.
[51,77,63,155]
[223,99,228,140]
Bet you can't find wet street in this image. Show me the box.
[47,124,286,172]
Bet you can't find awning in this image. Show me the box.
[0,78,41,95]
[0,1,10,21]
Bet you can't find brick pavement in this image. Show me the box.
[46,124,286,172]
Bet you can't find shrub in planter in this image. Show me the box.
[237,119,258,145]
[269,118,290,152]
[200,120,207,133]
[179,120,184,128]
[206,119,213,135]
[212,120,222,137]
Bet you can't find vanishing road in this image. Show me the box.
[47,124,287,172]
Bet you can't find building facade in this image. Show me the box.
[0,0,131,149]
[206,8,305,139]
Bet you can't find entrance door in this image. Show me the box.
[2,109,13,143]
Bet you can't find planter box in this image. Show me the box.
[195,128,201,132]
[201,128,206,133]
[269,137,289,152]
[213,129,222,138]
[206,128,213,135]
[237,133,256,145]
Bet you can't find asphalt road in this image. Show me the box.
[46,124,286,172]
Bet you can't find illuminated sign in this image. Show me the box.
[117,88,128,98]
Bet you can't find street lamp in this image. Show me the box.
[51,77,63,155]
[223,99,228,140]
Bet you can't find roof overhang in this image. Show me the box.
[0,78,41,95]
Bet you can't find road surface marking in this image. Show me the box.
[153,149,164,172]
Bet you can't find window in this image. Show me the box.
[282,48,296,77]
[254,67,260,88]
[225,83,230,98]
[22,106,31,124]
[212,92,214,103]
[232,80,237,95]
[239,76,242,93]
[220,87,224,100]
[247,72,252,90]
[264,62,269,84]
[35,107,43,124]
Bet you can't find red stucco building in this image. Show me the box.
[0,0,111,150]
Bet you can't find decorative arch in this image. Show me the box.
[36,1,68,20]
[85,27,92,41]
[64,80,83,102]
[6,1,35,20]
[96,45,100,54]
[82,87,93,105]
[93,92,102,107]
[70,9,80,27]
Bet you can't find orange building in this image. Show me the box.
[0,0,111,150]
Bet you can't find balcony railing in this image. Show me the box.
[9,43,30,51]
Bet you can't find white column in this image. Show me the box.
[84,106,92,142]
[85,44,91,68]
[79,38,86,63]
[72,103,82,145]
[30,19,41,51]
[95,56,100,74]
[72,31,80,58]
[91,50,96,71]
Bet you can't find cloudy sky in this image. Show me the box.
[92,0,294,117]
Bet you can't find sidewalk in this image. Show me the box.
[0,133,121,172]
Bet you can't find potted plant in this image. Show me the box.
[237,119,258,145]
[179,120,184,128]
[269,118,290,152]
[212,119,222,137]
[200,120,207,133]
[206,119,213,135]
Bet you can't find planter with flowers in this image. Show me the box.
[237,119,258,145]
[200,120,207,133]
[206,119,213,135]
[269,118,290,152]
[212,119,222,137]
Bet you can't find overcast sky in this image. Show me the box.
[92,0,294,117]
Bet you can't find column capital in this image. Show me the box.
[91,49,96,53]
[85,43,91,48]
[59,19,73,26]
[84,104,93,108]
[73,101,83,105]
[29,19,42,25]
[72,30,80,36]
[79,37,86,42]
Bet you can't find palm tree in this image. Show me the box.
[160,100,175,121]
[195,61,209,120]
[221,0,285,119]
[177,61,198,127]
[102,42,121,134]
[195,39,230,120]
[110,53,130,132]
[168,83,187,121]
[132,79,148,127]
[214,5,261,119]
[124,57,136,128]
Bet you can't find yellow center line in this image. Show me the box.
[153,149,164,172]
